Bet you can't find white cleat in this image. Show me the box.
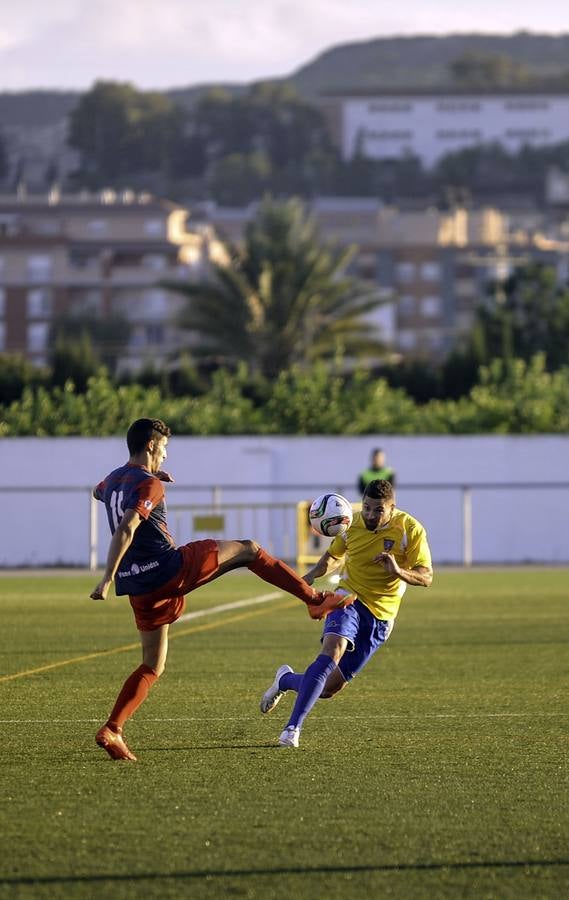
[278,725,300,748]
[260,664,293,714]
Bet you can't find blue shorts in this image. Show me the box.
[322,598,394,681]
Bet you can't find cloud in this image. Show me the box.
[1,0,568,91]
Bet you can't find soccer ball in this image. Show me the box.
[309,493,353,537]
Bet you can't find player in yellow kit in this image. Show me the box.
[260,479,433,747]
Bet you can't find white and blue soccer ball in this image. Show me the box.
[309,493,353,537]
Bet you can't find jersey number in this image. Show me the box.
[110,490,125,530]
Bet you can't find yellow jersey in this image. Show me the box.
[327,508,432,621]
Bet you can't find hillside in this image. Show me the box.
[0,90,80,126]
[1,32,569,125]
[289,31,569,97]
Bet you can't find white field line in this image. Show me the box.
[0,712,566,724]
[175,591,283,624]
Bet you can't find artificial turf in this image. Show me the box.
[0,569,567,899]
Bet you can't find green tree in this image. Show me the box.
[424,356,569,434]
[449,53,532,88]
[50,332,101,391]
[168,198,388,378]
[182,82,337,194]
[0,353,48,403]
[208,151,272,205]
[472,263,569,369]
[68,80,183,183]
[50,312,131,375]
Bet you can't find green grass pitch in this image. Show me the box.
[0,569,567,899]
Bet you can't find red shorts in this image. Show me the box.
[129,539,219,631]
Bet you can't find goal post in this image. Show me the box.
[296,499,361,567]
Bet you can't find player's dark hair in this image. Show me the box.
[363,479,394,501]
[126,418,171,455]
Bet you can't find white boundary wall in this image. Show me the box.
[2,434,569,567]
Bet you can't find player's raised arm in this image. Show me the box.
[302,550,342,586]
[90,508,143,600]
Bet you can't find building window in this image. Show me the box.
[27,255,52,282]
[143,253,168,271]
[420,261,441,282]
[130,327,145,348]
[455,278,476,298]
[398,330,417,351]
[74,289,103,315]
[142,289,169,318]
[455,310,474,332]
[505,128,550,140]
[27,322,49,352]
[398,294,416,316]
[504,99,549,111]
[425,329,444,350]
[356,252,378,280]
[395,262,415,283]
[0,322,5,351]
[421,296,442,318]
[146,323,165,345]
[70,250,100,269]
[436,129,482,140]
[27,288,53,318]
[0,287,5,317]
[368,102,412,113]
[88,220,108,234]
[0,217,18,237]
[144,219,164,236]
[365,129,414,141]
[437,100,481,112]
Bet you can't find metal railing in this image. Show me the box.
[1,481,568,569]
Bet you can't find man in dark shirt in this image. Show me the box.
[91,417,351,762]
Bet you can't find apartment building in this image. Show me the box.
[197,198,568,359]
[0,190,222,371]
[320,89,569,169]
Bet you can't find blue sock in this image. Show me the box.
[279,671,303,692]
[286,654,337,730]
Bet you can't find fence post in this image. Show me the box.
[462,486,473,567]
[89,491,98,571]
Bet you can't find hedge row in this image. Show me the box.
[2,356,569,436]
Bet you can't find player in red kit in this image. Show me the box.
[91,418,351,761]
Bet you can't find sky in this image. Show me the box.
[1,0,568,92]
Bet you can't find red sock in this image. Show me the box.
[107,664,158,730]
[248,548,316,604]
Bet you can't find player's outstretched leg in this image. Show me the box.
[215,541,350,611]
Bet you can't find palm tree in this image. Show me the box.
[169,198,388,378]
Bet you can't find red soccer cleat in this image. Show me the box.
[307,591,356,620]
[95,724,137,761]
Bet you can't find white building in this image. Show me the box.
[323,91,569,169]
